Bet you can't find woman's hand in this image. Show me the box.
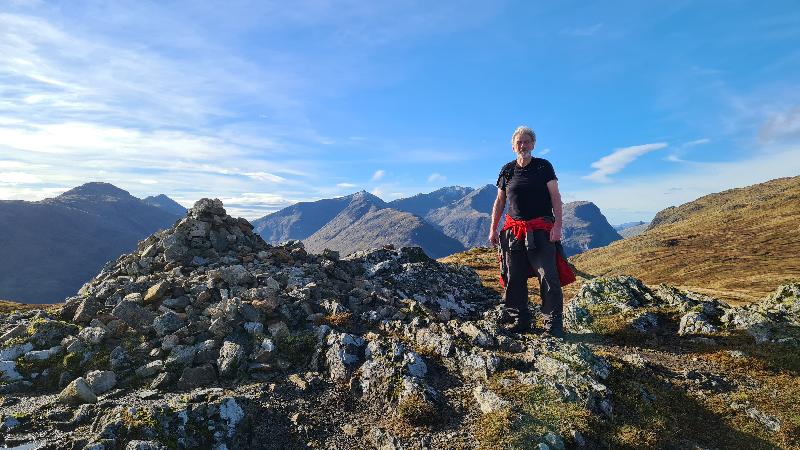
[489,230,499,247]
[549,225,562,242]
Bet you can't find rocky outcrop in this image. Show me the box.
[0,199,614,449]
[565,276,800,347]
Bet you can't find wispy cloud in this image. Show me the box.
[584,143,668,183]
[336,182,357,189]
[760,107,800,144]
[666,138,711,162]
[427,172,446,183]
[371,170,386,181]
[538,148,551,156]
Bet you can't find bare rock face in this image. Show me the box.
[0,198,620,450]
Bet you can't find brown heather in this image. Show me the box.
[570,175,800,305]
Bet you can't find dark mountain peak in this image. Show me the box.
[56,182,133,200]
[143,194,187,217]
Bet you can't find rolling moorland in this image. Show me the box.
[570,175,800,304]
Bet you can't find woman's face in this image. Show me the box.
[513,135,535,155]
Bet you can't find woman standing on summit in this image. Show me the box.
[488,126,574,336]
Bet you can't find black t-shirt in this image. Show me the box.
[496,158,557,220]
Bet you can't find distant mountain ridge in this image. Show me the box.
[253,185,621,258]
[0,183,183,303]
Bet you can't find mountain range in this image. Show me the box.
[253,185,621,258]
[0,183,183,304]
[570,175,800,303]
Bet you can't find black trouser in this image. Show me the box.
[503,229,564,332]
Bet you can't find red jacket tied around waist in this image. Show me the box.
[498,215,576,288]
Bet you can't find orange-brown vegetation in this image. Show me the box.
[570,176,800,305]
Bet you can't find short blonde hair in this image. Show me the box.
[511,126,536,146]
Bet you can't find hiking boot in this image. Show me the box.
[507,317,533,334]
[541,328,565,339]
[498,309,517,325]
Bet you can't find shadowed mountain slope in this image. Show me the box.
[425,184,497,248]
[570,176,800,303]
[251,194,355,243]
[0,183,180,303]
[143,194,187,216]
[303,191,464,258]
[561,201,622,256]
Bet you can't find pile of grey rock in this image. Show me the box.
[0,199,612,450]
[565,275,800,346]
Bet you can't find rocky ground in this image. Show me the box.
[1,200,798,449]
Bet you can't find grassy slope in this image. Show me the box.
[0,300,54,315]
[570,176,800,305]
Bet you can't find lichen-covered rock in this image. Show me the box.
[59,377,97,404]
[85,370,117,394]
[679,312,718,335]
[217,341,245,378]
[473,385,509,413]
[721,283,800,346]
[325,332,365,381]
[565,276,656,333]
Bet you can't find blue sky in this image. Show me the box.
[1,0,799,223]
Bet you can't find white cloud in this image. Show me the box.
[538,148,551,156]
[371,170,385,181]
[584,143,668,183]
[682,138,711,147]
[427,172,446,183]
[336,182,357,189]
[243,172,287,184]
[0,171,41,184]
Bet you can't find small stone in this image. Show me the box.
[23,345,62,361]
[0,360,23,382]
[153,311,185,336]
[59,377,97,404]
[177,364,218,390]
[543,432,565,450]
[243,322,264,335]
[144,281,170,304]
[85,370,117,395]
[79,326,109,344]
[268,321,290,338]
[288,373,308,391]
[135,360,164,378]
[112,301,157,332]
[136,389,160,400]
[218,341,244,378]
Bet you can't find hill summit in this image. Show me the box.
[0,198,612,449]
[1,198,798,448]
